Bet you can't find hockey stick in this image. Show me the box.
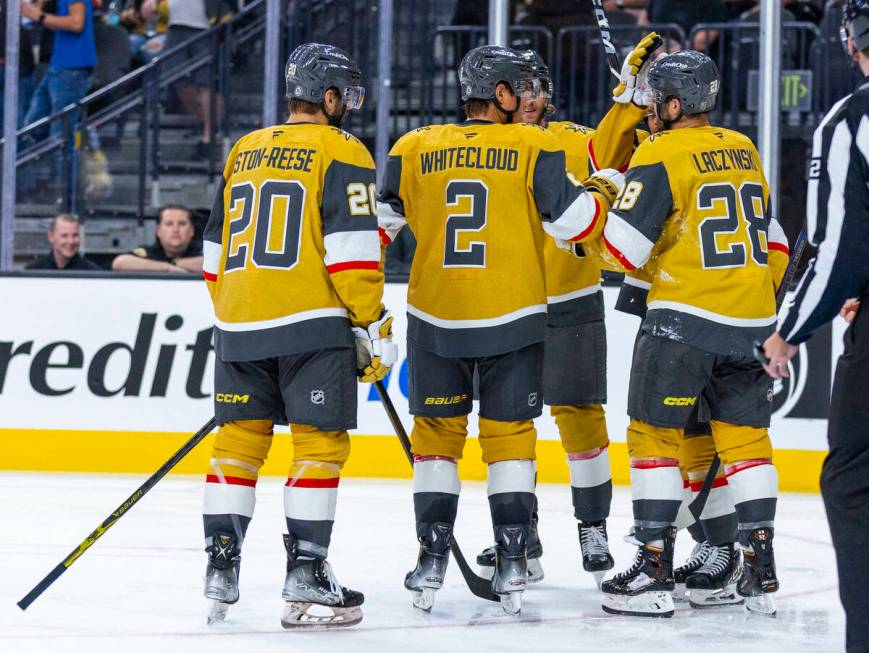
[17,417,218,611]
[373,380,499,602]
[590,0,622,80]
[689,228,808,521]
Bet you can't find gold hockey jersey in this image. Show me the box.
[203,123,384,362]
[593,125,790,355]
[545,102,648,326]
[378,120,605,357]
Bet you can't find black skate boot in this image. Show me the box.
[404,522,452,612]
[737,527,778,616]
[686,543,743,608]
[476,512,543,583]
[673,540,710,602]
[492,524,528,615]
[601,527,676,618]
[280,534,364,628]
[204,532,241,624]
[579,520,615,588]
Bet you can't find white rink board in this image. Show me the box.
[0,276,844,450]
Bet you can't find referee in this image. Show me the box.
[761,2,869,649]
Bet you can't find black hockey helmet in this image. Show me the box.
[285,43,365,111]
[459,45,538,102]
[842,0,869,53]
[647,50,720,117]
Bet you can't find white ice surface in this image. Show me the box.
[1,474,845,653]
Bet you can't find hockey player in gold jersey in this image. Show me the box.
[473,37,659,587]
[578,50,790,617]
[378,45,624,614]
[199,43,396,629]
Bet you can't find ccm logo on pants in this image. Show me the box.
[663,396,696,406]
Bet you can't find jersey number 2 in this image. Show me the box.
[697,182,767,269]
[224,180,305,272]
[444,180,488,268]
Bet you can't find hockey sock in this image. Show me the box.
[630,457,683,543]
[688,471,738,546]
[203,457,257,547]
[284,461,341,559]
[725,459,777,547]
[567,445,612,523]
[413,456,460,542]
[487,459,536,534]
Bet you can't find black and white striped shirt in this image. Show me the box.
[778,77,869,344]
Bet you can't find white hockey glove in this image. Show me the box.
[582,168,625,209]
[352,309,398,383]
[613,32,663,107]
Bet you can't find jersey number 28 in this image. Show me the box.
[697,182,768,269]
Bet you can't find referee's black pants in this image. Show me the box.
[822,301,869,653]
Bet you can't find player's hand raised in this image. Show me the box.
[613,32,663,107]
[352,309,398,383]
[582,168,625,208]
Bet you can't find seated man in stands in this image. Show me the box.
[27,213,102,271]
[112,204,203,273]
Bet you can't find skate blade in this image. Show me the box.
[498,591,522,615]
[744,594,776,617]
[591,571,606,590]
[410,587,437,612]
[601,591,674,618]
[673,583,688,603]
[280,602,363,629]
[688,584,744,609]
[206,599,230,625]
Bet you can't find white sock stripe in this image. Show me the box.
[568,449,612,488]
[203,482,256,517]
[283,486,338,522]
[698,484,736,521]
[727,463,778,506]
[487,459,536,496]
[413,459,460,495]
[630,465,683,502]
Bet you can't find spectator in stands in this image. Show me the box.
[21,0,97,136]
[643,0,726,50]
[27,213,102,270]
[0,0,36,131]
[165,0,220,159]
[112,204,203,273]
[122,0,168,65]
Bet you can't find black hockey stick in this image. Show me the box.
[690,228,808,520]
[589,0,622,80]
[17,417,218,611]
[373,380,499,603]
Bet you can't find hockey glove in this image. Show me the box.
[582,168,625,209]
[613,32,663,107]
[352,309,398,383]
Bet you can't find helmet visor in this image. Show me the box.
[342,85,365,111]
[513,77,549,99]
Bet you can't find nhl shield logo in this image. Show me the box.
[527,392,538,407]
[310,390,325,405]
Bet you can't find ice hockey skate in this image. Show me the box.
[476,515,543,584]
[738,528,779,616]
[491,525,528,615]
[280,535,364,629]
[601,527,675,618]
[204,532,241,625]
[405,522,452,611]
[673,541,710,602]
[685,543,743,608]
[579,520,614,588]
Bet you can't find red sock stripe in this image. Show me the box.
[203,271,217,282]
[569,196,601,242]
[768,242,790,255]
[286,477,340,488]
[327,260,380,274]
[413,455,458,464]
[683,479,690,489]
[689,477,729,492]
[567,444,609,461]
[205,474,257,487]
[631,458,679,469]
[604,235,637,271]
[725,459,773,477]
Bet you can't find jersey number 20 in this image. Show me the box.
[697,182,768,269]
